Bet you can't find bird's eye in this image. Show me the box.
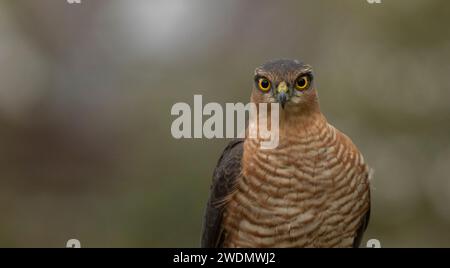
[295,76,309,91]
[258,78,271,92]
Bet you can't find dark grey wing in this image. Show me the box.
[201,139,244,248]
[353,189,371,248]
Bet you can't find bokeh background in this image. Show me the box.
[0,0,449,247]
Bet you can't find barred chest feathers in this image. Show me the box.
[221,112,371,248]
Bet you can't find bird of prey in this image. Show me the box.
[201,59,371,248]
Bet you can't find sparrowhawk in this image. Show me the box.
[201,59,371,248]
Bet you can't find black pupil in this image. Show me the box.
[297,78,306,87]
[261,79,269,88]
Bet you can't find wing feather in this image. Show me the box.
[353,186,371,248]
[200,139,243,248]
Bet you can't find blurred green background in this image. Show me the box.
[0,0,449,247]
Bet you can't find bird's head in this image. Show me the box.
[251,59,319,113]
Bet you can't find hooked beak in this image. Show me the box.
[277,81,289,109]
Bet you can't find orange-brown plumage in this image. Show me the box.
[201,59,371,248]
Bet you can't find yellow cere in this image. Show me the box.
[277,81,288,93]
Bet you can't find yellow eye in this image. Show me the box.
[258,78,271,92]
[295,76,309,91]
